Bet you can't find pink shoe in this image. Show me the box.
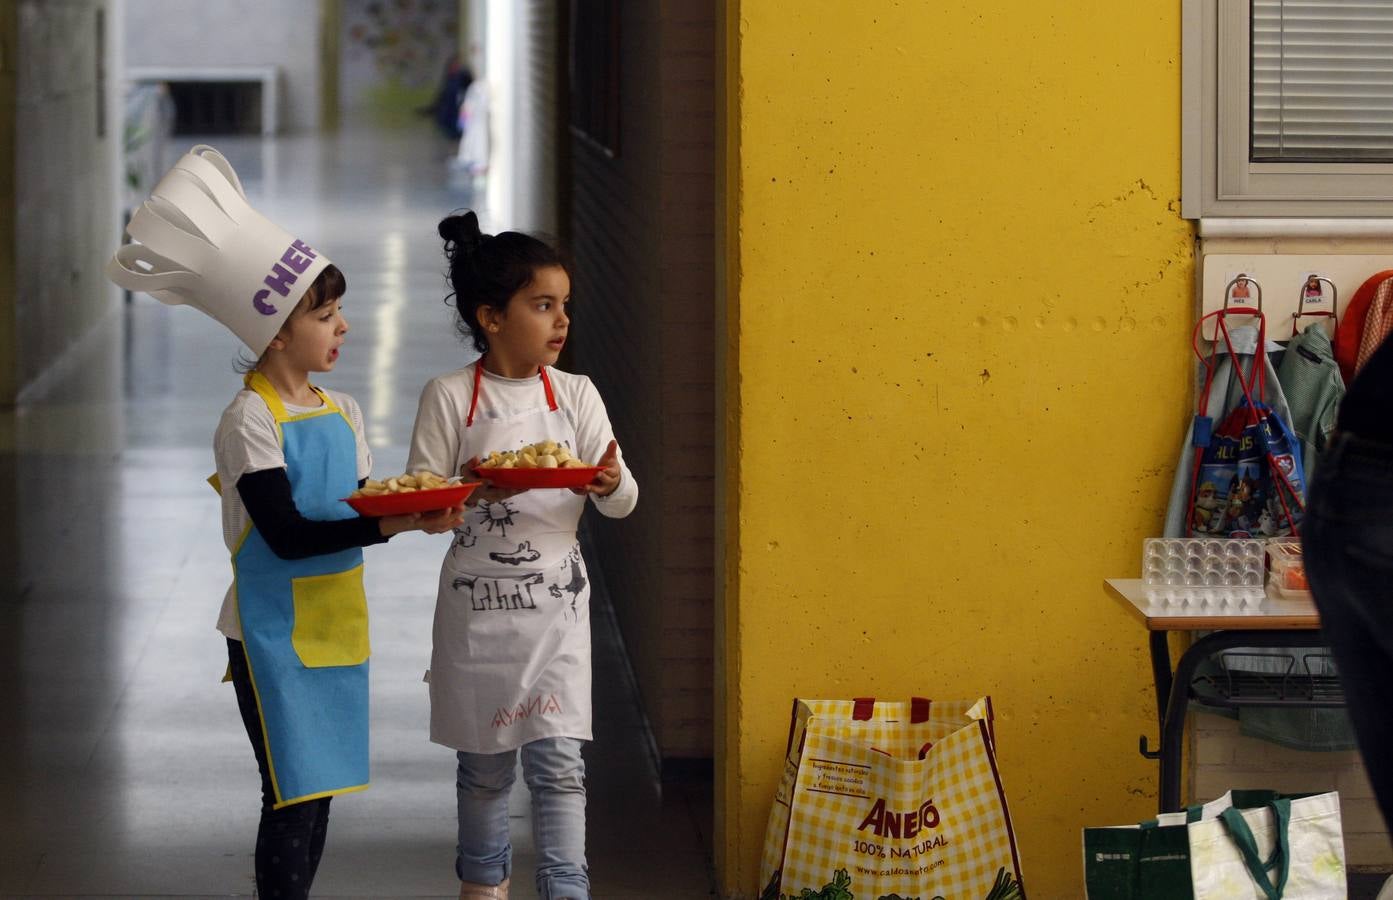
[458,878,508,899]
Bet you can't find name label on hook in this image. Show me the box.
[1302,274,1325,305]
[1202,254,1378,340]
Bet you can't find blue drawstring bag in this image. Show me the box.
[1187,309,1306,538]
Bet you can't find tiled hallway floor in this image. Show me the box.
[0,127,715,898]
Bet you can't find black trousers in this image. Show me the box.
[227,638,333,899]
[1303,433,1393,833]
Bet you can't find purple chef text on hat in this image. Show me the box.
[252,240,319,316]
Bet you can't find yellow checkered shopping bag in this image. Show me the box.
[761,696,992,888]
[760,697,1024,900]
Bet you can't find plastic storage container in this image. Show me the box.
[1266,537,1311,600]
[1142,538,1266,606]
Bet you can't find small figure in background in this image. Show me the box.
[419,51,474,140]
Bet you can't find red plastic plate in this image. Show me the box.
[344,482,480,516]
[472,466,603,489]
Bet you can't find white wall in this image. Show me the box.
[483,0,557,235]
[123,0,322,131]
[482,0,513,227]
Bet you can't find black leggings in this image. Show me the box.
[227,638,332,899]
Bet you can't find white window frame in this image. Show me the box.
[1183,0,1393,218]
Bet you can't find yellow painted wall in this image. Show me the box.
[718,4,1196,897]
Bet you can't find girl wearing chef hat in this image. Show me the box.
[406,211,638,900]
[107,145,464,898]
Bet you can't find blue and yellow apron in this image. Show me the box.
[231,372,371,808]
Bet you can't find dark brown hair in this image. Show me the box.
[438,211,570,353]
[300,263,346,313]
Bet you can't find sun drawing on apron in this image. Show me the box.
[474,499,518,537]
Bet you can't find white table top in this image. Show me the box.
[1105,578,1321,631]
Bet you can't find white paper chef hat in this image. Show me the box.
[106,144,333,355]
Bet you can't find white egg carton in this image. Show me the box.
[1142,538,1266,607]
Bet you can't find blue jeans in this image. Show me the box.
[1303,432,1393,833]
[455,737,589,900]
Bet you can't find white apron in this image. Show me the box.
[429,363,592,753]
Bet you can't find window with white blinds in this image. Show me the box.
[1251,0,1393,163]
[1183,0,1393,216]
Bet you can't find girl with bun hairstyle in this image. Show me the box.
[407,211,638,900]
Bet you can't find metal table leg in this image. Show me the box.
[1149,631,1172,728]
[1150,628,1331,813]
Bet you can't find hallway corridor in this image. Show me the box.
[0,128,714,899]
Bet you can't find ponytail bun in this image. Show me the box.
[438,214,569,354]
[438,211,486,259]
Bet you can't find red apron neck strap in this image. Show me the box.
[539,366,558,412]
[466,358,558,428]
[466,359,484,427]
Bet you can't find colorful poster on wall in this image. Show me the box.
[341,0,459,122]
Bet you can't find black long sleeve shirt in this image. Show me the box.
[236,468,389,560]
